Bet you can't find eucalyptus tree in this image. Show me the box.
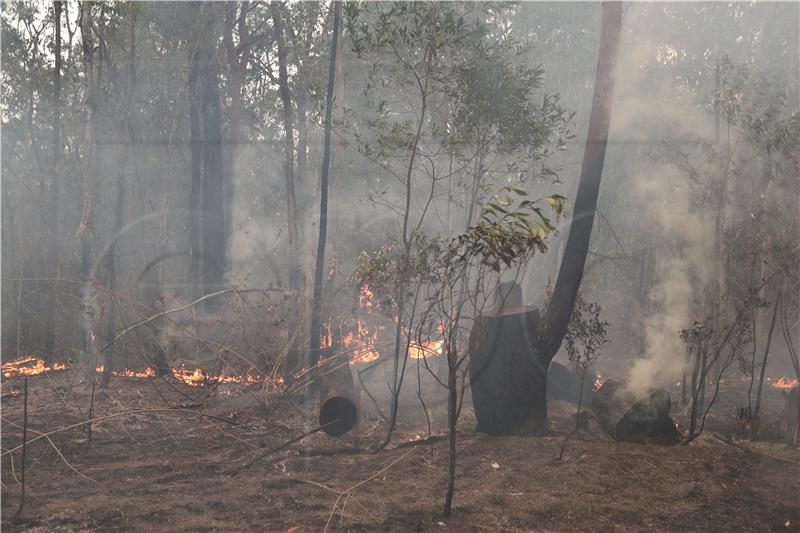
[344,1,580,449]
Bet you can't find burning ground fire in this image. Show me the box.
[1,355,265,387]
[321,284,446,366]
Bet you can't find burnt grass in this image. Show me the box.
[1,372,798,532]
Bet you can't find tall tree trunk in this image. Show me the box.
[307,1,341,371]
[44,0,63,358]
[101,12,136,388]
[188,25,203,301]
[223,2,250,250]
[469,1,623,435]
[271,4,300,290]
[753,289,781,434]
[201,38,225,309]
[188,5,226,308]
[78,1,96,381]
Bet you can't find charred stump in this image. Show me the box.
[318,351,357,437]
[615,389,681,445]
[592,380,681,445]
[469,307,552,435]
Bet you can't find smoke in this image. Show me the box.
[625,166,714,399]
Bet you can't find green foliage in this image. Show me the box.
[565,296,608,371]
[455,188,564,271]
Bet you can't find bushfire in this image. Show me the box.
[320,284,446,366]
[1,355,265,387]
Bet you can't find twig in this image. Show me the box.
[1,408,241,457]
[236,421,338,472]
[87,378,96,445]
[323,448,416,532]
[13,379,28,519]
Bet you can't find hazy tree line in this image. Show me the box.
[1,1,798,400]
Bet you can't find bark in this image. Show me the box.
[753,290,781,433]
[443,345,458,518]
[78,1,96,381]
[307,1,341,371]
[271,3,300,289]
[188,25,203,301]
[223,2,250,259]
[200,43,225,308]
[44,0,62,357]
[469,2,622,435]
[100,13,137,388]
[188,5,226,308]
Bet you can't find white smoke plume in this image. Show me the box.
[625,166,714,399]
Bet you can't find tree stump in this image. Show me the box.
[318,350,357,437]
[469,306,551,435]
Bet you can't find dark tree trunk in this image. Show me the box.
[188,29,203,301]
[223,2,250,248]
[753,290,781,433]
[201,47,225,308]
[44,0,62,358]
[100,13,137,388]
[188,5,226,308]
[307,1,340,372]
[271,4,300,290]
[468,1,622,435]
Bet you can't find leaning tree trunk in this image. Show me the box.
[469,1,622,435]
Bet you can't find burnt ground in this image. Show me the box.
[1,371,798,532]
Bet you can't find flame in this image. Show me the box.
[3,356,265,387]
[2,356,67,378]
[321,284,446,366]
[359,283,377,311]
[769,377,799,390]
[408,339,443,359]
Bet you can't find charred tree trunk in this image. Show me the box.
[308,1,340,373]
[189,5,226,308]
[271,4,300,290]
[753,289,781,434]
[469,1,622,435]
[100,13,137,388]
[44,0,63,358]
[201,48,225,310]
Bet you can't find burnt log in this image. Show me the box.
[318,352,357,437]
[469,307,551,435]
[548,361,595,404]
[615,389,681,445]
[591,379,636,436]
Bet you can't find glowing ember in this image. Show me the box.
[769,377,799,390]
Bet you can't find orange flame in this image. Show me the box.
[4,356,265,387]
[2,356,67,378]
[769,377,799,390]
